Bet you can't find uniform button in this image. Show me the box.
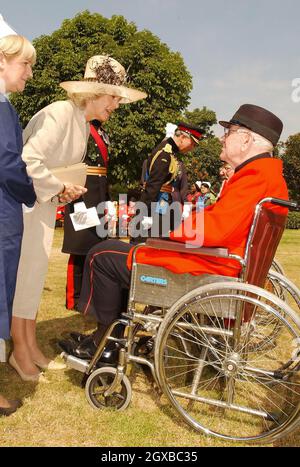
[95,144,97,147]
[98,164,100,167]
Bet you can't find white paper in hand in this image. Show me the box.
[70,202,100,231]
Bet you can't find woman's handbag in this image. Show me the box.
[51,162,87,187]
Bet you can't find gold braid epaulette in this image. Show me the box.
[149,143,179,184]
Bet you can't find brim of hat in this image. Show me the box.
[190,134,201,144]
[60,81,147,103]
[218,120,231,129]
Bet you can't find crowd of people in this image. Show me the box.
[0,13,288,416]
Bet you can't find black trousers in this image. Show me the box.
[78,240,132,326]
[66,254,86,310]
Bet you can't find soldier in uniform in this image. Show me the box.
[62,119,110,310]
[132,122,203,241]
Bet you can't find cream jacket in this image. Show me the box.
[13,100,89,319]
[23,100,89,203]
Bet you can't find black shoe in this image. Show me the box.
[69,332,93,344]
[74,339,98,359]
[0,399,22,417]
[58,338,97,360]
[74,338,120,363]
[58,338,119,364]
[58,339,77,355]
[96,345,120,366]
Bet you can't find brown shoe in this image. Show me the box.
[0,399,22,417]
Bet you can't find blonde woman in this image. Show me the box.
[10,55,146,381]
[0,15,36,414]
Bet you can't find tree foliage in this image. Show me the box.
[11,10,192,185]
[282,133,300,204]
[183,106,217,137]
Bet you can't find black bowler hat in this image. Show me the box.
[219,104,283,146]
[177,122,204,144]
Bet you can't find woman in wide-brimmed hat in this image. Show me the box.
[0,14,36,414]
[10,55,146,382]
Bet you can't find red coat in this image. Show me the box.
[127,158,288,277]
[186,191,201,205]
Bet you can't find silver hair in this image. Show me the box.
[250,131,274,152]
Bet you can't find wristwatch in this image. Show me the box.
[51,184,66,204]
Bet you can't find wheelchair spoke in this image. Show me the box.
[242,367,300,400]
[169,328,225,361]
[237,372,294,422]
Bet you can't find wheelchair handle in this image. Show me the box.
[259,197,299,211]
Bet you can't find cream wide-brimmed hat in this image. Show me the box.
[0,14,17,38]
[60,55,147,104]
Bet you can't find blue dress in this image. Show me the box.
[0,96,36,339]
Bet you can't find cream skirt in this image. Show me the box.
[12,202,57,320]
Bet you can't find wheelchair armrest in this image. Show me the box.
[258,197,298,211]
[145,238,230,258]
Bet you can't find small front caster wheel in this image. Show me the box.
[85,367,132,411]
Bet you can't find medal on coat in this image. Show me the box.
[98,128,110,146]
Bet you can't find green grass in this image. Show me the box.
[0,229,299,447]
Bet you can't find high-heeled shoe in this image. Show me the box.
[33,359,66,370]
[9,354,48,383]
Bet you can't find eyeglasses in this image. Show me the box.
[223,127,250,138]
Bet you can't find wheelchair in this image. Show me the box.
[62,197,300,443]
[266,264,300,315]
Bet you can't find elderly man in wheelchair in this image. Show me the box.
[59,104,300,443]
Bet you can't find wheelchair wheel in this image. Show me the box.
[271,259,285,275]
[85,367,132,411]
[259,271,300,350]
[266,270,300,313]
[155,282,300,443]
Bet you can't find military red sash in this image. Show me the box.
[89,124,109,168]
